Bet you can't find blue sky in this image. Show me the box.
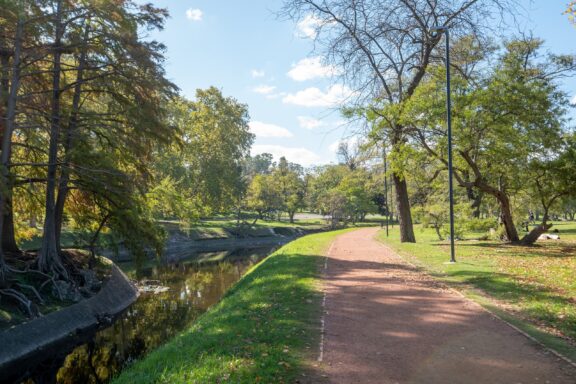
[140,0,576,167]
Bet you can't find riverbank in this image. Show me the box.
[0,261,138,383]
[113,229,352,384]
[376,223,576,362]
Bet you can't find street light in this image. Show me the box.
[431,25,456,264]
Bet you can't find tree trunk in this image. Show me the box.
[520,223,553,245]
[471,191,483,219]
[520,207,553,245]
[465,173,520,243]
[0,19,23,270]
[392,173,416,243]
[497,192,519,242]
[434,225,444,241]
[55,25,89,251]
[2,204,18,252]
[39,0,68,278]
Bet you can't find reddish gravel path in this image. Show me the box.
[315,227,576,384]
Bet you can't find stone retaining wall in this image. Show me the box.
[0,263,138,383]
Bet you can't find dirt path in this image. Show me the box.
[315,227,576,384]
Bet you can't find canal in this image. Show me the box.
[26,246,277,384]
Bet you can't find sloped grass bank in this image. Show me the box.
[376,225,576,361]
[113,229,351,384]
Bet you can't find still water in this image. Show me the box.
[34,246,276,384]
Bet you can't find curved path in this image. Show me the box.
[315,227,576,384]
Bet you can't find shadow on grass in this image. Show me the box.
[113,249,326,384]
[429,268,576,342]
[430,241,576,258]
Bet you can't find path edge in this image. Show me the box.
[373,233,576,370]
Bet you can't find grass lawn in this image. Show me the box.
[112,229,353,384]
[377,221,576,360]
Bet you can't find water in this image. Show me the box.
[28,246,276,384]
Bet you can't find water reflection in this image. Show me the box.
[48,247,274,384]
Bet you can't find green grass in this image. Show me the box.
[113,229,353,384]
[377,222,576,360]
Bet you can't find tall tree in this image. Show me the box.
[274,157,306,223]
[0,3,24,283]
[404,38,576,242]
[38,0,67,277]
[520,134,576,244]
[151,90,253,221]
[281,0,516,242]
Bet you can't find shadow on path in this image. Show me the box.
[313,227,576,384]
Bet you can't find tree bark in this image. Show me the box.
[434,225,444,241]
[497,193,519,242]
[0,18,23,274]
[454,151,520,242]
[520,223,553,245]
[55,24,89,251]
[39,0,68,278]
[392,173,416,243]
[466,186,483,218]
[2,205,19,252]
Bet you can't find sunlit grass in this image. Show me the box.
[377,222,576,359]
[113,229,353,384]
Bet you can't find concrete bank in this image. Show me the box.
[0,263,138,383]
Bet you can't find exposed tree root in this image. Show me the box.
[0,287,39,318]
[16,283,45,304]
[1,249,96,320]
[7,261,66,300]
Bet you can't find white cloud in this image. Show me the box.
[253,85,277,95]
[249,121,293,138]
[288,57,340,82]
[185,8,203,21]
[252,145,323,166]
[571,95,576,105]
[297,116,323,130]
[297,14,322,39]
[265,92,287,100]
[283,84,354,108]
[251,69,265,78]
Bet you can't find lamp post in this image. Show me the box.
[383,146,389,237]
[431,25,456,264]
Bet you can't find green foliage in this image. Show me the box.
[243,157,306,222]
[146,177,204,222]
[400,37,576,242]
[245,174,283,219]
[464,217,498,233]
[151,89,254,221]
[1,0,179,268]
[306,164,378,225]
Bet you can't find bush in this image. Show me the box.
[441,222,466,240]
[465,217,498,232]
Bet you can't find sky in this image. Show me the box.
[138,0,576,167]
